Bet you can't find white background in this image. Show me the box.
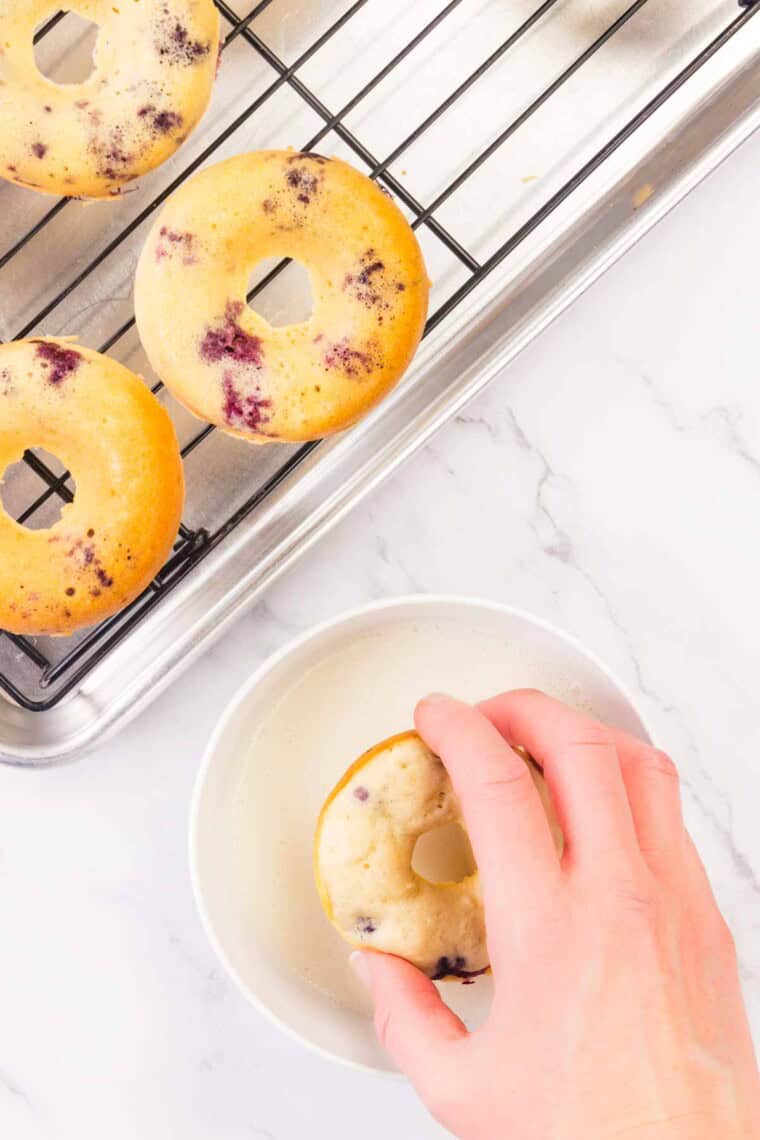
[1,129,758,1139]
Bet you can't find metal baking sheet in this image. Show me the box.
[0,0,758,763]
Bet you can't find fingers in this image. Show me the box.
[479,690,686,876]
[351,951,467,1085]
[478,690,641,876]
[616,746,685,870]
[415,695,561,928]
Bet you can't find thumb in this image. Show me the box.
[351,950,468,1081]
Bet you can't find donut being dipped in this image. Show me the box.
[314,731,563,981]
[0,0,220,198]
[0,338,184,636]
[134,150,430,443]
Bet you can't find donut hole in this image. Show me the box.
[34,12,100,86]
[412,822,477,885]
[1,449,75,531]
[247,258,314,328]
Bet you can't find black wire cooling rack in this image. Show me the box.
[0,0,756,713]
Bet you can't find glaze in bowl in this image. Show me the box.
[189,596,652,1074]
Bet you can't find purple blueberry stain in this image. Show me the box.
[201,302,264,368]
[152,109,183,134]
[285,165,321,205]
[64,537,115,592]
[33,341,82,386]
[355,917,377,936]
[155,13,211,65]
[353,786,369,802]
[89,123,135,181]
[95,566,114,588]
[221,372,272,433]
[138,104,183,135]
[200,304,274,432]
[323,337,374,378]
[155,226,197,266]
[343,249,405,318]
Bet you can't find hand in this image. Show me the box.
[350,690,760,1140]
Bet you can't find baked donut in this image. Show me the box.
[0,0,220,199]
[134,150,430,442]
[0,338,184,636]
[315,731,563,981]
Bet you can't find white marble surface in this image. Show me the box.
[1,130,759,1139]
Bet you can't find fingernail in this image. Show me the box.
[350,951,371,987]
[422,691,453,705]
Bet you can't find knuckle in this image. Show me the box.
[570,724,615,750]
[478,760,534,805]
[643,748,680,783]
[510,687,545,701]
[603,872,664,935]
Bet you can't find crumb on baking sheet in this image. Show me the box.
[632,183,655,209]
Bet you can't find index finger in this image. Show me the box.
[414,694,561,948]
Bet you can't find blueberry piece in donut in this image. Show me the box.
[135,150,430,443]
[155,12,212,65]
[0,1,220,199]
[155,226,198,265]
[322,338,376,379]
[285,165,321,205]
[432,956,491,982]
[315,730,563,981]
[153,110,184,134]
[342,248,408,323]
[32,340,82,386]
[0,338,184,637]
[221,374,272,434]
[200,302,265,368]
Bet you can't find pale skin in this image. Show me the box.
[350,690,760,1140]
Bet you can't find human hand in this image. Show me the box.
[350,690,760,1139]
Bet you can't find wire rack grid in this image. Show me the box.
[0,0,756,713]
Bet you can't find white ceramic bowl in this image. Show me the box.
[189,596,652,1074]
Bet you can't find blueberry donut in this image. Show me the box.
[134,150,430,443]
[314,731,562,981]
[0,1,220,199]
[0,338,184,636]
